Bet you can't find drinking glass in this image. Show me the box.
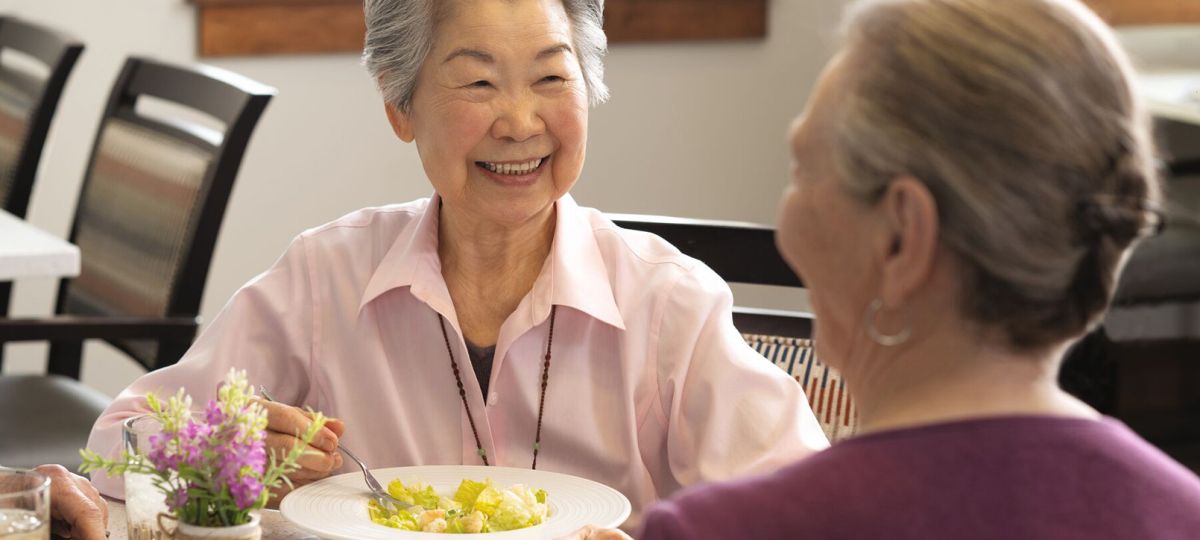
[0,468,49,540]
[124,415,170,540]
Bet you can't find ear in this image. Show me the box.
[876,176,940,308]
[383,101,416,143]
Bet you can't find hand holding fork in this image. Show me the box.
[252,388,346,506]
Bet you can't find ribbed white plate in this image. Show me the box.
[279,465,630,539]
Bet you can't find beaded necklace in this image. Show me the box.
[437,305,556,469]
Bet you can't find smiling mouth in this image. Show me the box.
[474,155,549,176]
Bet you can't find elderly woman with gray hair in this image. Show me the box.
[84,0,828,525]
[567,0,1200,538]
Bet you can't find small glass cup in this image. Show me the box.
[123,415,170,540]
[0,468,50,540]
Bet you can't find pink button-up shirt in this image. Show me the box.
[87,194,828,525]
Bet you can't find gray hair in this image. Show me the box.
[833,0,1161,349]
[363,0,610,111]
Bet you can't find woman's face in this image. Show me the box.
[776,56,881,369]
[388,0,589,227]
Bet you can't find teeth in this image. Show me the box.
[481,158,543,175]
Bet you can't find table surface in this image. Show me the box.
[1140,70,1200,126]
[104,499,320,540]
[0,210,80,281]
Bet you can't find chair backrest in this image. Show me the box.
[54,57,274,372]
[610,214,859,442]
[0,16,82,218]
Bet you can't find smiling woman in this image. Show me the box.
[87,0,829,529]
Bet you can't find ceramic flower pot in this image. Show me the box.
[157,512,261,540]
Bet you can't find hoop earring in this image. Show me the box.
[865,298,911,346]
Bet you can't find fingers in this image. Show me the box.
[324,417,347,438]
[298,406,347,439]
[260,400,342,452]
[264,432,344,477]
[592,529,635,540]
[555,525,634,540]
[35,464,109,540]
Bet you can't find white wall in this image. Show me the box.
[0,0,843,396]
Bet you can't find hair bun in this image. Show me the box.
[1075,195,1164,246]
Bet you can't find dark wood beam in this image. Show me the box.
[195,0,768,57]
[1084,0,1200,25]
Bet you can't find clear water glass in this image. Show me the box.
[0,468,49,540]
[123,415,170,540]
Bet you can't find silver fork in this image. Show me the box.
[258,386,410,510]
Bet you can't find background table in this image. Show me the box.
[1140,70,1200,126]
[0,210,80,281]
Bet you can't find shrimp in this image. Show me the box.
[422,517,448,533]
[461,510,486,533]
[417,508,447,529]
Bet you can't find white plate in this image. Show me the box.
[279,465,631,539]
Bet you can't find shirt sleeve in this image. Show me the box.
[636,502,693,540]
[648,263,829,494]
[85,235,317,497]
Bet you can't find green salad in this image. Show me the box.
[367,478,549,534]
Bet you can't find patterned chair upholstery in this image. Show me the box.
[0,17,83,366]
[0,70,35,210]
[62,116,216,366]
[0,16,81,219]
[610,214,860,443]
[745,334,858,442]
[0,57,274,472]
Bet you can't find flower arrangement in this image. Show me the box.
[81,369,327,527]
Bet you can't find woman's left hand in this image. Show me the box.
[554,525,634,540]
[35,464,109,540]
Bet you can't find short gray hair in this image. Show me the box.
[363,0,610,111]
[833,0,1161,349]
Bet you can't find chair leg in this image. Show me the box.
[46,340,84,380]
[0,281,10,371]
[1060,327,1118,414]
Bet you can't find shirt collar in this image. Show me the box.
[358,194,625,331]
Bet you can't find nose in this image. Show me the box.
[491,92,545,142]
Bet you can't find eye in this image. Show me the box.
[539,75,565,84]
[467,80,492,89]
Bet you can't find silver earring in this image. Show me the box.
[865,298,911,346]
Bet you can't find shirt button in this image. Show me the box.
[488,392,499,406]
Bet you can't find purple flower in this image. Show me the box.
[178,420,212,467]
[167,486,190,511]
[205,400,225,426]
[218,439,266,482]
[146,433,182,473]
[229,474,264,510]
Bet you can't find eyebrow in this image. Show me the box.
[442,43,573,65]
[443,48,494,64]
[536,43,572,59]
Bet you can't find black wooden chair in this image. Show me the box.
[610,214,858,441]
[0,57,274,471]
[0,16,84,362]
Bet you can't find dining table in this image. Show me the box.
[1139,70,1200,127]
[100,498,319,540]
[0,209,80,281]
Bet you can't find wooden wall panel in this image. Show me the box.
[199,2,364,56]
[1084,0,1200,25]
[605,0,766,43]
[195,0,767,57]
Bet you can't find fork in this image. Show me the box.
[257,386,411,511]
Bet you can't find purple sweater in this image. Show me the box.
[638,416,1200,539]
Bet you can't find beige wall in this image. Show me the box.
[0,0,842,396]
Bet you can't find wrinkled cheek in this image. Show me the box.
[775,191,809,276]
[547,104,588,192]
